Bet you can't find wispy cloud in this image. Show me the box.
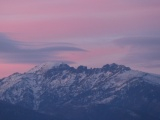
[0,33,86,64]
[114,36,160,68]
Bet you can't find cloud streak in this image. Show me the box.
[0,0,160,77]
[0,33,86,64]
[114,36,160,68]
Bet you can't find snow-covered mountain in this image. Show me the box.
[0,63,160,120]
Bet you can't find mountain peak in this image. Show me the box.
[27,62,131,74]
[77,65,88,72]
[102,63,131,72]
[27,62,69,73]
[1,62,160,120]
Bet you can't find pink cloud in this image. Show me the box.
[0,0,160,77]
[59,43,128,67]
[1,9,160,42]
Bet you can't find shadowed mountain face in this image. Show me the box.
[0,63,160,120]
[0,101,65,120]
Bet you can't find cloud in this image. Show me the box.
[1,0,160,43]
[0,33,86,64]
[0,33,18,52]
[114,36,160,68]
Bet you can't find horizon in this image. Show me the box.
[0,62,159,79]
[0,0,160,78]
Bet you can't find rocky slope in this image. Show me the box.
[0,63,160,120]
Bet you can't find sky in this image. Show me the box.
[0,0,160,78]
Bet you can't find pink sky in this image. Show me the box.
[0,0,160,78]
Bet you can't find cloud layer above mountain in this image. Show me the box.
[114,37,160,68]
[0,33,85,64]
[0,0,160,77]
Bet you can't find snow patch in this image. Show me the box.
[27,62,63,73]
[144,74,160,85]
[97,95,116,104]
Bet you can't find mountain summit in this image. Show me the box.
[27,62,69,73]
[0,63,160,120]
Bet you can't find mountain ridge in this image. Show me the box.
[0,63,160,120]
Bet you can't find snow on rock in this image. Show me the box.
[27,62,64,74]
[144,73,160,85]
[0,63,160,110]
[96,95,117,104]
[0,73,22,94]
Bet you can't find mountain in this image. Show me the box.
[0,101,63,120]
[0,62,160,120]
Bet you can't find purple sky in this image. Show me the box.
[0,0,160,78]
